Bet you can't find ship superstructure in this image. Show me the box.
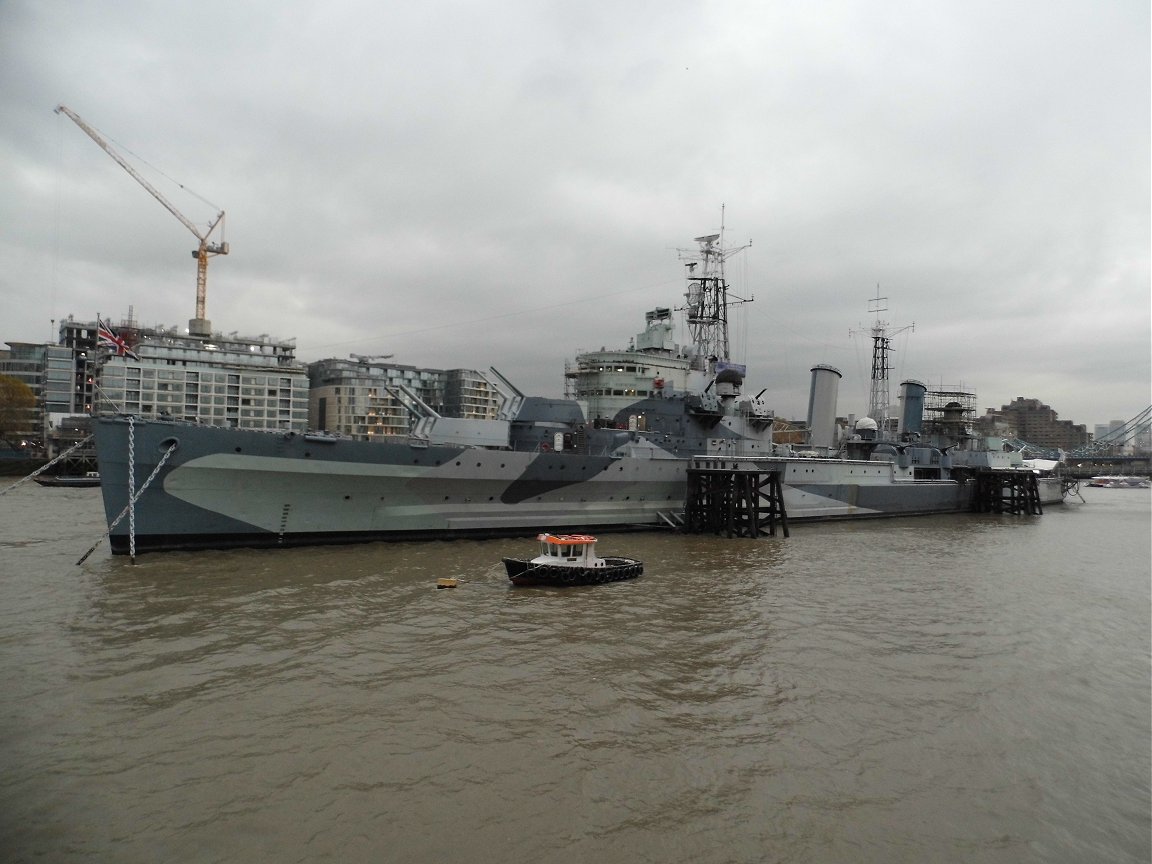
[565,228,753,421]
[564,307,694,422]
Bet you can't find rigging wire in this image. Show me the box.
[102,131,223,216]
[301,276,681,354]
[51,113,63,341]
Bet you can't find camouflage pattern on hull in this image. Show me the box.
[93,416,1057,555]
[95,417,689,554]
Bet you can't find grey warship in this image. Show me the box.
[94,232,1062,554]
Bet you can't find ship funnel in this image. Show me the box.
[898,379,927,436]
[807,364,842,449]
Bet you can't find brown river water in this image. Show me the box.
[0,484,1148,863]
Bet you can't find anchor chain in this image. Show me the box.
[0,435,95,496]
[76,425,178,565]
[128,417,136,561]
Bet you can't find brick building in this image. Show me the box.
[989,397,1090,450]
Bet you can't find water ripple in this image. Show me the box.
[0,490,1147,861]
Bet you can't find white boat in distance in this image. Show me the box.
[1086,475,1150,489]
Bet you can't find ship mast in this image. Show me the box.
[678,214,751,370]
[858,288,913,430]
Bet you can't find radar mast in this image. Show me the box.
[677,210,751,370]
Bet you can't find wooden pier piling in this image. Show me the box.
[684,457,790,538]
[971,469,1043,515]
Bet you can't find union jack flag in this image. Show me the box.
[97,318,140,361]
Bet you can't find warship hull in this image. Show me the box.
[94,417,1060,555]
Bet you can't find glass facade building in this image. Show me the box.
[60,317,310,431]
[308,359,500,440]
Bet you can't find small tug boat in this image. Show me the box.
[503,533,644,587]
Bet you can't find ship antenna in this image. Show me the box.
[676,209,752,371]
[852,285,913,431]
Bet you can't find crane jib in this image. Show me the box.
[55,104,228,328]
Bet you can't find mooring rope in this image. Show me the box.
[0,435,95,496]
[76,428,178,565]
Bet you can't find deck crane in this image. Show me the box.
[55,105,228,337]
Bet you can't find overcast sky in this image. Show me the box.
[2,1,1148,429]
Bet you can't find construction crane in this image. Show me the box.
[55,105,228,337]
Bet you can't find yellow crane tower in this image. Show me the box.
[55,105,228,337]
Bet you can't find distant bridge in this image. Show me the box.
[1004,404,1152,472]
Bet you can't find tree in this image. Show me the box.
[0,374,36,450]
